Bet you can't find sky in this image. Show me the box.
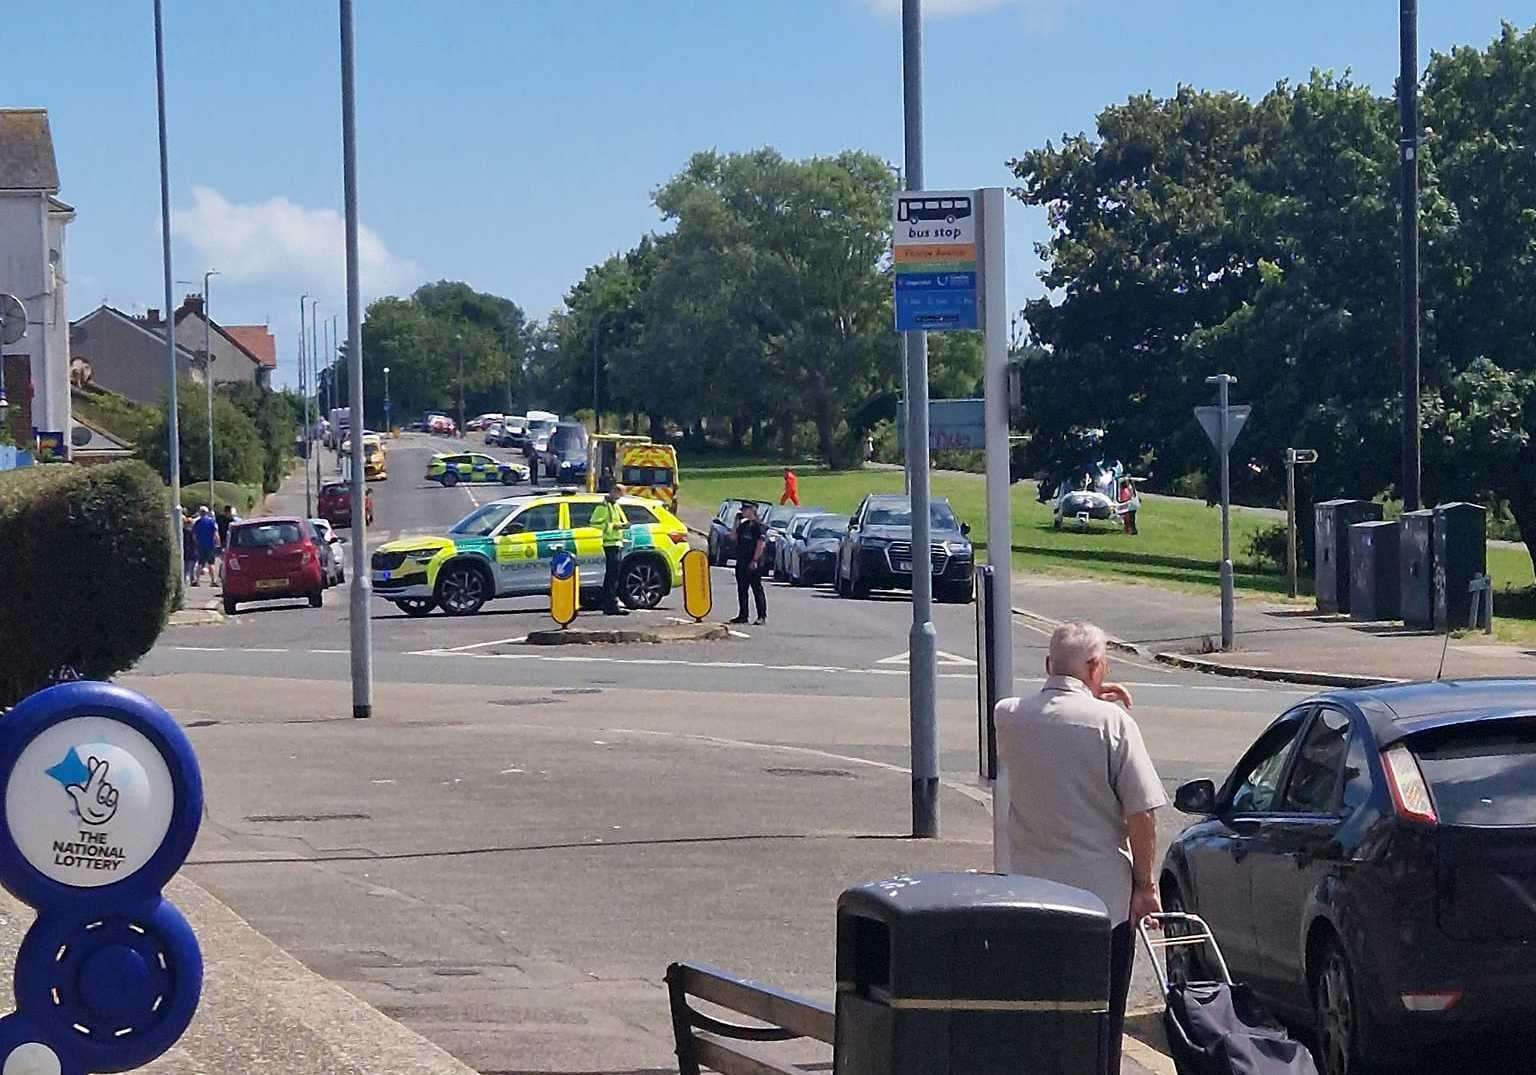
[10,1,1524,388]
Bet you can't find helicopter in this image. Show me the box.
[1034,432,1145,534]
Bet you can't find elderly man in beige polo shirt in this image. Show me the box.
[995,620,1167,1075]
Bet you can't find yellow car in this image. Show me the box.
[341,433,388,481]
[370,490,689,617]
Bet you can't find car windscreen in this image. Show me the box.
[450,502,519,537]
[550,428,587,454]
[1413,721,1536,826]
[809,518,847,539]
[865,503,958,529]
[233,522,301,548]
[320,484,348,497]
[528,420,556,434]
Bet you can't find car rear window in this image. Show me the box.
[233,522,301,548]
[621,504,659,527]
[622,466,672,486]
[1414,721,1536,826]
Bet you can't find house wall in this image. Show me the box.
[71,313,200,405]
[174,312,259,386]
[42,206,71,437]
[0,193,49,435]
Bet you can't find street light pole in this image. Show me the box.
[340,0,373,719]
[1398,0,1422,511]
[457,334,465,438]
[203,269,219,507]
[902,0,939,839]
[591,315,601,433]
[300,293,312,517]
[383,366,391,432]
[153,0,184,593]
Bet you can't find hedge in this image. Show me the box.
[0,461,174,707]
[178,479,261,515]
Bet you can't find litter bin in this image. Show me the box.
[835,873,1110,1075]
[1433,502,1487,632]
[1314,499,1383,614]
[1348,520,1400,621]
[1400,510,1435,629]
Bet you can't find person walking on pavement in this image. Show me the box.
[729,501,768,625]
[779,467,799,506]
[191,506,220,587]
[216,504,238,580]
[180,507,198,586]
[993,622,1167,1075]
[589,487,629,617]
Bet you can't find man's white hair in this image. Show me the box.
[1048,621,1107,677]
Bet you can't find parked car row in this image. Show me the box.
[706,494,976,603]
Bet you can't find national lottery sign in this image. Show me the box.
[893,190,979,332]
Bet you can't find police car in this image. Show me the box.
[371,490,689,617]
[424,451,529,487]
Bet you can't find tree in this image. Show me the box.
[138,379,264,489]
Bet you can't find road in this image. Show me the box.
[135,434,1466,1073]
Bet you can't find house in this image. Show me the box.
[172,294,268,388]
[0,108,73,449]
[69,305,203,405]
[67,414,135,466]
[224,324,276,387]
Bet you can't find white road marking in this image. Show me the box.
[312,649,348,654]
[876,649,978,667]
[437,636,528,652]
[246,648,289,654]
[172,646,226,652]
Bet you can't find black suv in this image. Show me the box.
[538,422,589,482]
[834,494,974,602]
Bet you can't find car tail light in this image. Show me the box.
[1384,743,1438,825]
[226,554,242,572]
[1401,991,1462,1012]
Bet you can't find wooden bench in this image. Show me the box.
[665,961,834,1075]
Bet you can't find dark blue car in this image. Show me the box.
[1161,679,1536,1075]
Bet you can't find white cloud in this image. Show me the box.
[859,0,1018,16]
[170,186,419,297]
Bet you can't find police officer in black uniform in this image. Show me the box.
[729,502,768,625]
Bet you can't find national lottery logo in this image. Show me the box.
[42,744,132,873]
[47,747,120,825]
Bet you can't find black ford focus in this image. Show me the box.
[1160,679,1536,1075]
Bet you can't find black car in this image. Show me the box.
[834,494,974,602]
[1161,679,1536,1075]
[539,422,589,483]
[787,514,847,586]
[764,505,825,579]
[706,498,773,566]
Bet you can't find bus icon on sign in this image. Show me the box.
[898,196,972,225]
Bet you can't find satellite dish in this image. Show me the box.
[0,295,25,346]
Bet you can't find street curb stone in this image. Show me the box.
[1152,651,1407,689]
[525,622,730,645]
[1010,605,1143,657]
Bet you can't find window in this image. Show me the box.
[233,522,301,548]
[451,503,517,537]
[567,501,599,529]
[472,455,495,468]
[445,455,468,466]
[1228,715,1306,814]
[508,504,562,534]
[1339,732,1375,815]
[1281,708,1353,813]
[622,465,672,486]
[1414,719,1536,826]
[622,504,659,527]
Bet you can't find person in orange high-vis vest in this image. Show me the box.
[780,468,800,506]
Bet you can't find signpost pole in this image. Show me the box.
[978,187,1012,873]
[1207,374,1237,651]
[1286,449,1298,599]
[901,0,938,839]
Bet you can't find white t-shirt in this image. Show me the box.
[994,675,1167,923]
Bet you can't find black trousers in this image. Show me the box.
[602,545,623,611]
[735,567,766,619]
[1106,920,1134,1075]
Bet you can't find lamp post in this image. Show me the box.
[300,293,312,516]
[383,366,391,432]
[456,332,465,438]
[591,314,601,433]
[153,0,183,595]
[1399,0,1422,511]
[201,269,219,507]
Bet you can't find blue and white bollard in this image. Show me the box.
[0,682,203,1075]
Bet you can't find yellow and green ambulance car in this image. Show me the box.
[371,490,689,617]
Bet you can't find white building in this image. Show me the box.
[0,108,73,447]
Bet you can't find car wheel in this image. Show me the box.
[308,590,323,609]
[223,597,237,615]
[395,597,435,617]
[619,557,668,610]
[501,471,516,485]
[442,471,459,487]
[1312,938,1364,1075]
[836,565,851,597]
[707,538,718,566]
[436,562,490,615]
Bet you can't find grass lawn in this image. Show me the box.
[681,459,1536,633]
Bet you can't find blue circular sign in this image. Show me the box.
[0,683,203,1074]
[550,550,576,581]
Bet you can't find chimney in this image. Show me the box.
[144,308,161,325]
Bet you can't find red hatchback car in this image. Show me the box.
[223,517,326,614]
[317,481,374,528]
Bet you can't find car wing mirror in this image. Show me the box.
[961,522,972,536]
[1173,779,1218,816]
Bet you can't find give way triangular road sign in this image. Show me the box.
[1194,405,1251,454]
